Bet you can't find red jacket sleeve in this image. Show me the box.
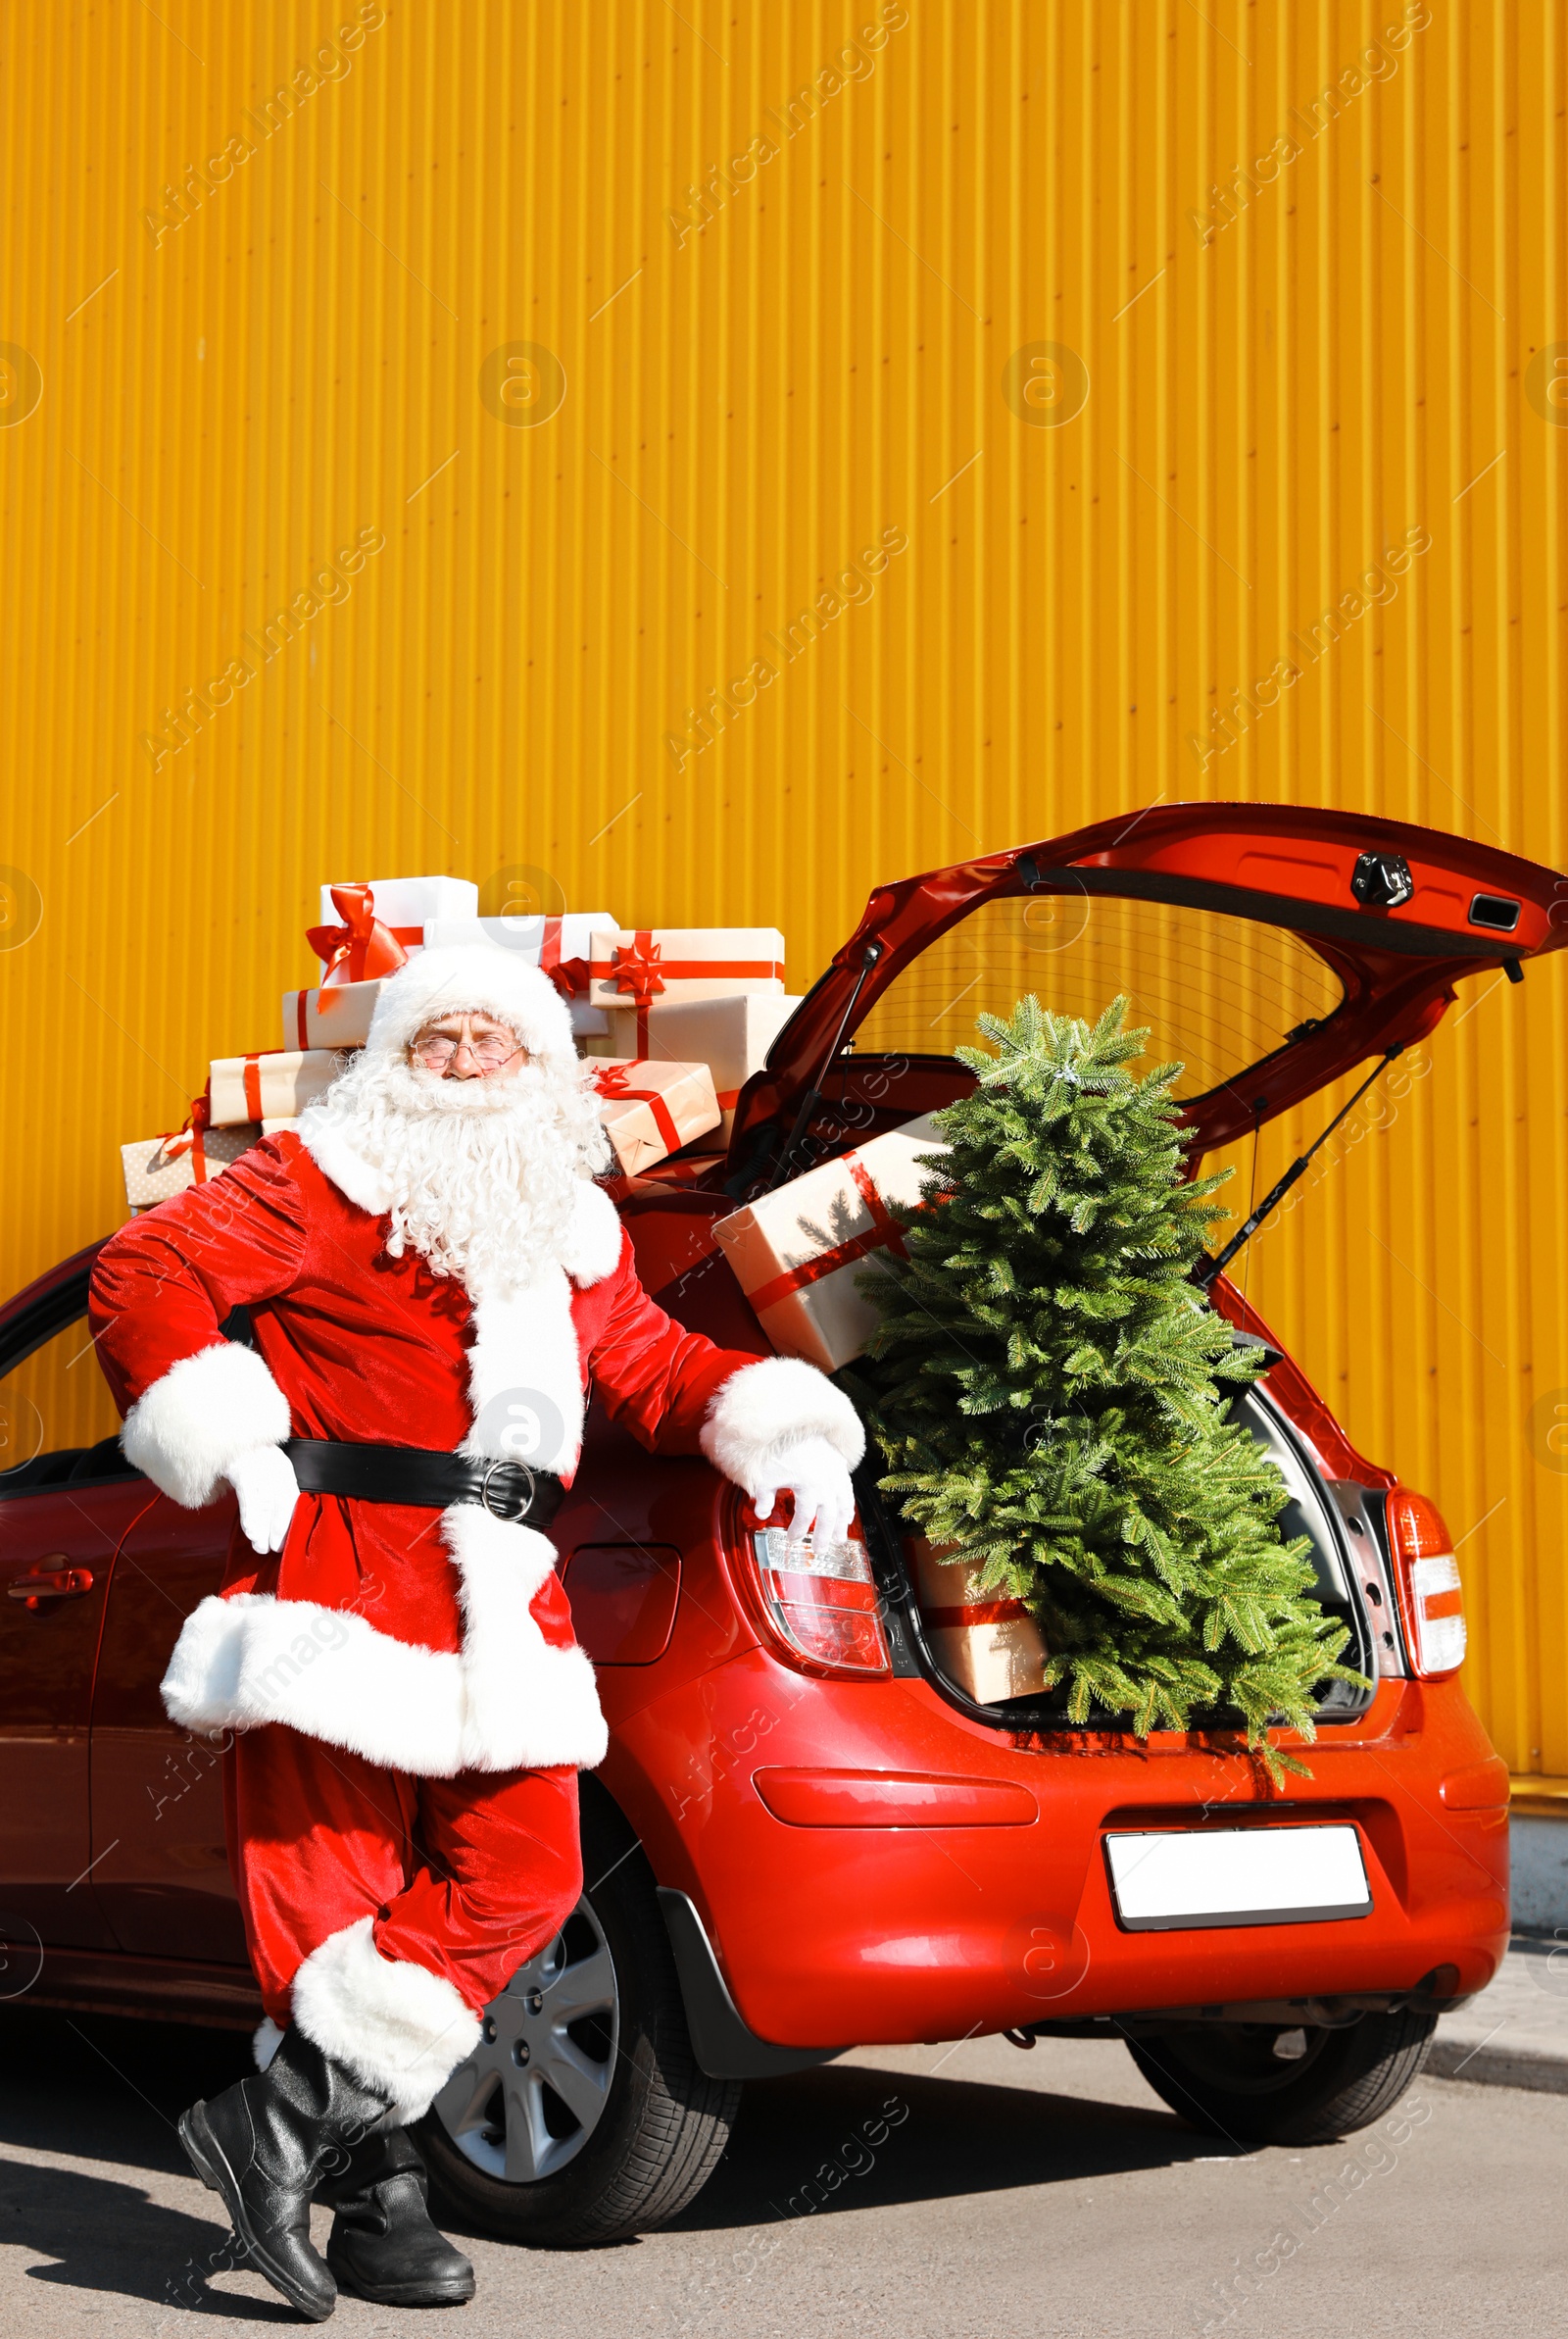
[580,1234,864,1489]
[87,1140,309,1506]
[580,1237,758,1456]
[90,1139,309,1415]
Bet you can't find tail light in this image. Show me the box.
[744,1521,891,1675]
[1385,1486,1466,1678]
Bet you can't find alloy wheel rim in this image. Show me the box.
[431,1898,619,2182]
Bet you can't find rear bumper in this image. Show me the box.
[606,1656,1510,2049]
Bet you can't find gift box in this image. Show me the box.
[423,913,615,1037]
[589,1058,721,1175]
[317,874,476,932]
[122,1120,262,1212]
[710,1114,950,1370]
[906,1538,1050,1705]
[209,1051,342,1128]
[586,992,802,1145]
[282,980,381,1051]
[586,928,786,1052]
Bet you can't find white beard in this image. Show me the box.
[310,1049,612,1299]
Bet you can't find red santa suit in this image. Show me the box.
[88,946,861,2121]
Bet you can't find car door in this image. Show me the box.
[0,1255,157,1951]
[87,1484,251,1964]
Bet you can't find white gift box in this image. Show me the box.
[423,913,615,1036]
[122,1123,262,1212]
[587,992,801,1146]
[282,980,382,1051]
[906,1538,1050,1705]
[710,1113,949,1370]
[589,1058,722,1175]
[317,875,476,930]
[585,928,786,1051]
[209,1051,343,1128]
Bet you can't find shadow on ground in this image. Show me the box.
[0,2004,1221,2300]
[659,2057,1224,2234]
[0,2005,288,2313]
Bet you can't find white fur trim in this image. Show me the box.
[701,1354,865,1490]
[294,1106,395,1217]
[290,1916,481,2121]
[120,1341,292,1509]
[161,1593,471,1772]
[160,1540,609,1777]
[442,1506,610,1770]
[253,2016,283,2071]
[461,1266,585,1475]
[560,1178,624,1287]
[367,944,578,1071]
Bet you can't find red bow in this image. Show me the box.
[611,936,666,1008]
[305,884,413,987]
[545,956,591,1001]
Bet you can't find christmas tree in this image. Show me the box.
[846,996,1362,1778]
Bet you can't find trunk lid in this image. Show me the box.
[730,803,1567,1171]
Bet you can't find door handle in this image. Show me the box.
[8,1564,95,1610]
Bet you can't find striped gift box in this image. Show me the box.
[589,1058,721,1175]
[584,991,801,1146]
[122,1121,263,1212]
[906,1538,1050,1705]
[585,928,786,1053]
[710,1114,948,1371]
[209,1050,343,1127]
[281,979,382,1050]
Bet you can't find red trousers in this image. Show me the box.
[224,1724,583,2024]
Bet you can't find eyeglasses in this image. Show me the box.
[411,1033,521,1069]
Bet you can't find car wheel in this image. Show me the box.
[1125,2006,1438,2146]
[415,1789,742,2246]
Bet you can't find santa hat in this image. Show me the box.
[363,942,578,1070]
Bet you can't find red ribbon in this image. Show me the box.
[925,1599,1035,1629]
[164,1091,213,1180]
[305,883,414,987]
[538,918,592,1003]
[593,1062,681,1156]
[242,1056,265,1120]
[741,1148,909,1317]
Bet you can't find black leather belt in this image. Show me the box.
[282,1438,566,1528]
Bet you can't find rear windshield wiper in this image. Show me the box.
[1196,1047,1402,1290]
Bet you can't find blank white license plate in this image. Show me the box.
[1104,1825,1373,1931]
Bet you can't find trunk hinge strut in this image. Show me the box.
[1196,1046,1402,1290]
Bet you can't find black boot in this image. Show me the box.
[319,2124,475,2307]
[178,2026,395,2321]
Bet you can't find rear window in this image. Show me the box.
[851,893,1345,1099]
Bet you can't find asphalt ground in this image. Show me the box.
[0,2003,1560,2339]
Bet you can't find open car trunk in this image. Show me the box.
[853,1371,1383,1736]
[723,803,1568,1734]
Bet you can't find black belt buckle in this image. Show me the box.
[480,1459,536,1521]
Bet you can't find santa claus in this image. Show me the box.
[88,943,862,2318]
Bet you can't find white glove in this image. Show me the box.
[224,1445,299,1556]
[751,1436,858,1546]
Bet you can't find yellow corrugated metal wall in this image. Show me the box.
[1,1,1563,1779]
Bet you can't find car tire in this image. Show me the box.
[1125,2006,1438,2147]
[415,1784,742,2246]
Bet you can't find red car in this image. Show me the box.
[0,804,1546,2246]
